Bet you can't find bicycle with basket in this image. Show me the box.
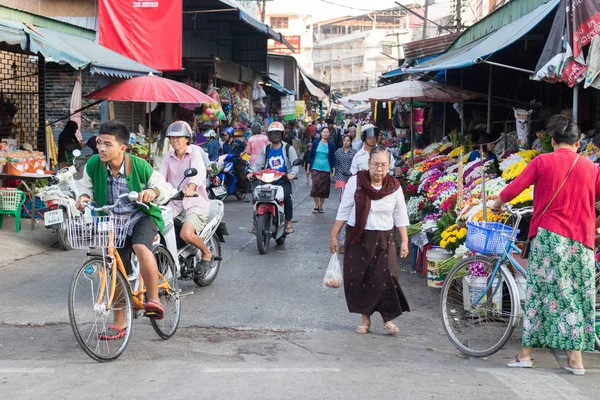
[440,206,600,357]
[67,191,179,362]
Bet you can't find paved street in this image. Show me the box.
[1,182,599,399]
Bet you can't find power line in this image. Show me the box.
[319,0,380,12]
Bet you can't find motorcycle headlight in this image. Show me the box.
[261,172,275,183]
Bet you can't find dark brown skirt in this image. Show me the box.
[310,169,331,198]
[343,226,410,321]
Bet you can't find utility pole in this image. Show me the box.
[261,0,266,22]
[455,0,462,32]
[422,0,429,40]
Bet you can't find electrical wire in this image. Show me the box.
[319,0,381,12]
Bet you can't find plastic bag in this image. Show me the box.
[323,253,343,289]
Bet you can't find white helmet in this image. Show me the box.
[204,129,217,138]
[166,121,193,137]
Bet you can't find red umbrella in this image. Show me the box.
[85,73,215,104]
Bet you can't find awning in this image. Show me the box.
[0,18,158,77]
[300,71,327,100]
[0,19,27,49]
[263,77,296,96]
[238,10,295,52]
[400,0,559,75]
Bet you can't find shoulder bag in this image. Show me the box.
[521,155,579,258]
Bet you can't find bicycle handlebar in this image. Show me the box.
[82,191,150,215]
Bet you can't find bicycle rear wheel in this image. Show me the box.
[151,244,180,339]
[68,257,133,362]
[440,255,519,357]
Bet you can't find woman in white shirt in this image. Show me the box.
[330,146,410,335]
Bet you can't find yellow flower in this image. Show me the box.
[502,160,527,181]
[459,228,467,237]
[449,237,457,243]
[448,146,464,158]
[441,231,449,239]
[440,240,447,248]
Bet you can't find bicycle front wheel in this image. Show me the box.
[68,257,133,362]
[151,244,180,339]
[440,255,519,357]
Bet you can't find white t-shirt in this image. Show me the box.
[350,146,396,175]
[335,175,409,230]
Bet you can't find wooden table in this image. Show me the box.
[0,172,52,230]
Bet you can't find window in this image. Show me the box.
[270,17,289,29]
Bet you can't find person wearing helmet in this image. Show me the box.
[204,129,220,161]
[220,126,236,155]
[159,121,213,273]
[248,121,300,234]
[350,124,395,175]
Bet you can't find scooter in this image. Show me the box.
[250,159,302,255]
[36,149,88,250]
[212,153,250,201]
[156,168,227,287]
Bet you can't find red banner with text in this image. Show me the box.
[98,0,182,71]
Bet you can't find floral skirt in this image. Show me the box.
[310,170,331,198]
[522,228,596,351]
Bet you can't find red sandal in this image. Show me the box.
[98,324,127,340]
[144,300,165,320]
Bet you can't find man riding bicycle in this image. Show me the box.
[76,120,173,339]
[248,121,299,234]
[159,121,213,274]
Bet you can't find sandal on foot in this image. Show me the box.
[355,325,371,334]
[383,321,400,334]
[312,208,318,214]
[507,355,533,368]
[193,259,212,275]
[317,208,325,214]
[98,324,127,340]
[565,362,585,375]
[144,300,165,320]
[286,227,295,234]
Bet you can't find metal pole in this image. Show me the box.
[481,150,487,223]
[487,64,492,134]
[422,0,429,40]
[573,84,579,124]
[410,99,415,166]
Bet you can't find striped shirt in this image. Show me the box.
[107,164,143,235]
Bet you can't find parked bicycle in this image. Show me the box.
[440,206,600,357]
[67,191,178,362]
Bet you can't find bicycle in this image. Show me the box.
[67,191,179,362]
[440,206,600,357]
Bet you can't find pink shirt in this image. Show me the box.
[246,134,270,165]
[160,145,210,217]
[500,148,600,248]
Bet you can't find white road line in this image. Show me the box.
[0,368,55,373]
[202,367,341,373]
[477,368,590,400]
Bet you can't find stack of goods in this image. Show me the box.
[0,148,46,175]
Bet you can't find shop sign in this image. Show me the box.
[295,101,306,118]
[272,35,301,55]
[98,0,182,71]
[281,95,296,116]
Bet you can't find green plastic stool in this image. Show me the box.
[0,189,27,232]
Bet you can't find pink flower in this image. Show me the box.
[549,300,557,311]
[568,245,578,255]
[585,324,594,333]
[528,309,537,318]
[571,328,579,340]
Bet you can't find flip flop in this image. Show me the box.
[383,321,400,334]
[98,324,127,340]
[193,258,213,275]
[507,355,533,368]
[317,208,325,214]
[355,325,371,334]
[565,362,585,375]
[144,300,165,320]
[312,208,318,214]
[286,227,295,234]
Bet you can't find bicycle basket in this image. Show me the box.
[66,215,131,249]
[466,221,519,255]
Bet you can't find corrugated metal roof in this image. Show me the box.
[402,33,461,60]
[51,16,98,32]
[0,5,95,39]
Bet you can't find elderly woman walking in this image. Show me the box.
[491,114,600,375]
[330,146,410,334]
[308,127,336,213]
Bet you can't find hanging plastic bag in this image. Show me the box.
[323,253,343,289]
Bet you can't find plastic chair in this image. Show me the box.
[0,189,27,232]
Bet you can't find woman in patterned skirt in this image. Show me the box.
[492,114,600,375]
[330,146,410,334]
[308,128,336,213]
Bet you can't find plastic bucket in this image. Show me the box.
[5,162,26,175]
[426,249,452,288]
[462,276,503,313]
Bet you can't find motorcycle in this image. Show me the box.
[250,159,303,255]
[36,149,88,250]
[208,153,249,201]
[156,168,227,287]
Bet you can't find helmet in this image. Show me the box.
[166,121,193,138]
[204,129,217,138]
[360,123,380,142]
[267,121,285,132]
[222,126,235,136]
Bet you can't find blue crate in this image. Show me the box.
[21,196,46,219]
[466,221,519,255]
